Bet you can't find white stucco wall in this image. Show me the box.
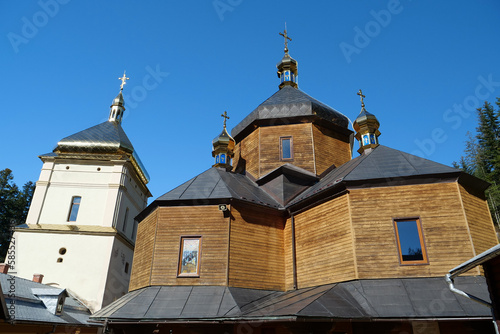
[14,157,150,312]
[26,159,148,232]
[10,231,115,312]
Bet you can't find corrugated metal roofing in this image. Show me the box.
[91,277,491,322]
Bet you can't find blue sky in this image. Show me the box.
[2,1,500,202]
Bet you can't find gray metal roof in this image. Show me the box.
[156,167,283,209]
[53,120,134,154]
[0,273,97,326]
[144,145,481,217]
[231,86,350,140]
[91,276,491,322]
[40,120,150,184]
[289,145,462,206]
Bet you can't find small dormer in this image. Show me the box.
[32,288,68,315]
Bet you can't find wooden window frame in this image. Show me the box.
[67,196,81,222]
[280,136,293,161]
[393,217,428,265]
[177,236,202,277]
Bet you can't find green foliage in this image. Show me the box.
[454,98,500,226]
[0,169,35,262]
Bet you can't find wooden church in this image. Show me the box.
[92,30,499,334]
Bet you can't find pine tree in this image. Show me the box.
[454,98,500,226]
[0,169,35,262]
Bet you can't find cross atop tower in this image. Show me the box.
[279,24,292,53]
[357,89,366,108]
[119,72,130,91]
[221,111,230,128]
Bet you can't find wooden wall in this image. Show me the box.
[312,124,351,175]
[234,128,259,178]
[150,206,229,286]
[349,183,486,279]
[458,184,498,256]
[284,215,294,290]
[292,194,356,289]
[129,209,157,291]
[259,124,316,177]
[234,123,350,179]
[129,206,229,290]
[129,182,496,293]
[228,204,285,290]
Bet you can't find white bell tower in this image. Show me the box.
[10,73,151,312]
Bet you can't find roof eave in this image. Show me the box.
[135,197,285,222]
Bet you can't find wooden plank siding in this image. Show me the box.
[458,184,498,255]
[228,205,285,290]
[148,206,229,286]
[233,129,260,178]
[284,217,294,290]
[293,194,356,289]
[129,208,158,291]
[259,124,316,177]
[312,124,351,175]
[348,183,483,279]
[234,123,349,179]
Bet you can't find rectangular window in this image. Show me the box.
[67,196,81,222]
[394,218,428,265]
[280,136,293,161]
[178,236,201,277]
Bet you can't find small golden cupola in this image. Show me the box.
[212,111,235,171]
[277,26,298,90]
[353,89,381,154]
[108,72,129,124]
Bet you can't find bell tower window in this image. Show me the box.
[67,196,81,222]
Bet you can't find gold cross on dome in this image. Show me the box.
[221,111,230,128]
[279,24,292,52]
[119,72,129,91]
[357,89,366,108]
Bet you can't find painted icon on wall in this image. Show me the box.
[178,237,201,276]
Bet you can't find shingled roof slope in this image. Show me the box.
[0,273,97,326]
[231,86,349,139]
[52,121,134,154]
[91,276,490,322]
[155,167,282,209]
[290,145,461,205]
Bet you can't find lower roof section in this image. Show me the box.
[91,276,491,323]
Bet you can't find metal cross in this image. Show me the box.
[279,24,292,52]
[119,72,129,91]
[357,89,366,108]
[221,111,230,128]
